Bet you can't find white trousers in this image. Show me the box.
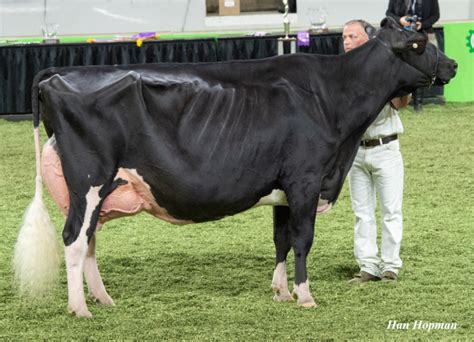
[348,139,404,277]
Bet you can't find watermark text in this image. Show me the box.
[387,320,457,332]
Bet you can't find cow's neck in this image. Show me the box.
[324,40,408,139]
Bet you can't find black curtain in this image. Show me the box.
[0,34,342,114]
[0,29,443,115]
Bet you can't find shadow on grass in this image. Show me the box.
[101,251,272,298]
[332,264,359,281]
[97,250,361,302]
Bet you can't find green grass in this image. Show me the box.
[0,103,473,340]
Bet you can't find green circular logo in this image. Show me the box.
[467,30,474,53]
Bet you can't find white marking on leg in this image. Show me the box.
[271,262,293,302]
[65,185,103,318]
[293,280,317,308]
[84,233,115,306]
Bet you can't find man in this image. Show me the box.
[342,20,410,283]
[386,0,440,112]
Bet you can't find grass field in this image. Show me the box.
[0,103,473,340]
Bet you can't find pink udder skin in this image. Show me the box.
[41,142,192,226]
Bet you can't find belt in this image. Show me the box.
[360,134,398,148]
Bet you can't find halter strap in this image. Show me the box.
[429,45,439,88]
[374,37,439,86]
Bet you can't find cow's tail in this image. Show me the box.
[13,76,60,298]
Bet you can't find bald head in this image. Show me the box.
[342,21,369,52]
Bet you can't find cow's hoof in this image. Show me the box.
[272,290,293,302]
[297,299,318,308]
[272,284,293,302]
[292,290,318,308]
[91,293,115,306]
[68,305,92,318]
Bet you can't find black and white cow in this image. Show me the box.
[14,18,456,317]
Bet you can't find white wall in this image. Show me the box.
[0,0,473,37]
[0,0,206,36]
[296,0,473,28]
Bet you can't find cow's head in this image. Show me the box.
[376,17,457,91]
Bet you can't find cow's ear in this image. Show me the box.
[410,38,427,54]
[381,16,401,29]
[392,38,427,54]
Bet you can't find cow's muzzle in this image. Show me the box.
[435,59,458,86]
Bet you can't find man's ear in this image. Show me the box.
[381,16,401,29]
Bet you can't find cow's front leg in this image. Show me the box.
[84,233,114,306]
[64,186,104,318]
[271,206,293,302]
[290,210,317,307]
[285,185,319,308]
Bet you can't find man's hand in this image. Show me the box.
[391,95,411,109]
[400,16,410,27]
[416,21,422,31]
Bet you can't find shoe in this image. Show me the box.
[348,271,381,284]
[381,271,398,283]
[414,103,423,112]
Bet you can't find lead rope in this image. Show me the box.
[429,46,439,89]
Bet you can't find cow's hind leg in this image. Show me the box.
[64,185,104,317]
[271,206,293,302]
[64,177,125,317]
[84,233,115,306]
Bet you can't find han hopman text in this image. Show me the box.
[387,320,457,332]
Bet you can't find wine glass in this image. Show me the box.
[309,7,327,32]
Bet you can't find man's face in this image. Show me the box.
[342,23,369,52]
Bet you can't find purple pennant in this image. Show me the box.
[297,31,310,47]
[132,32,156,39]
